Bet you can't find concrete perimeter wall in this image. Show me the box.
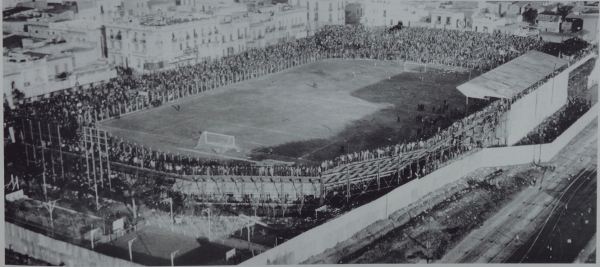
[242,103,597,265]
[506,54,596,145]
[5,222,143,267]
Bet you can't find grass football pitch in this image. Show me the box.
[100,59,473,164]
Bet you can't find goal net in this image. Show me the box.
[404,62,428,73]
[195,131,236,154]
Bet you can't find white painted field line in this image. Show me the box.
[299,140,339,159]
[100,125,193,143]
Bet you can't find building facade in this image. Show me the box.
[362,0,433,27]
[105,2,309,72]
[430,8,475,30]
[297,0,345,35]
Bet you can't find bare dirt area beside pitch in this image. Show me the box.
[99,59,472,163]
[302,120,597,265]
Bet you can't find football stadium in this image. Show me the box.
[4,2,598,266]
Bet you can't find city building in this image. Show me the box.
[536,13,563,32]
[565,5,599,42]
[361,0,434,27]
[104,1,308,72]
[248,3,308,48]
[297,0,345,35]
[430,7,476,30]
[3,41,116,106]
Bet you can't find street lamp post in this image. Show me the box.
[90,228,99,249]
[42,200,57,229]
[202,208,212,241]
[162,198,173,232]
[171,250,179,266]
[128,238,137,261]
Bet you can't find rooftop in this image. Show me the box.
[3,35,25,49]
[3,6,33,17]
[537,14,562,22]
[43,5,77,14]
[457,51,568,99]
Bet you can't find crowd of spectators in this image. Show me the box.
[315,25,545,70]
[515,97,592,146]
[5,25,597,183]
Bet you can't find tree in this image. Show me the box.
[522,8,538,23]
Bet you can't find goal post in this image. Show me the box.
[404,62,428,73]
[195,131,236,153]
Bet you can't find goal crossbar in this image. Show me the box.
[195,131,236,152]
[404,62,428,72]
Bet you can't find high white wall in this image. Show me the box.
[505,54,597,145]
[506,71,569,145]
[5,222,143,267]
[242,103,597,265]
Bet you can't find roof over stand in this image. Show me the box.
[457,50,568,99]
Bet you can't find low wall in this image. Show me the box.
[242,104,598,265]
[5,222,142,267]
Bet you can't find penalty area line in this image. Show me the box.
[170,146,259,163]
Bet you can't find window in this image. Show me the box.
[329,3,332,11]
[316,2,318,10]
[437,16,441,22]
[180,43,182,50]
[446,17,450,24]
[329,14,332,22]
[384,10,386,17]
[64,63,68,72]
[307,12,309,20]
[307,1,309,10]
[315,12,318,21]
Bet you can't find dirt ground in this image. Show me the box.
[302,119,597,264]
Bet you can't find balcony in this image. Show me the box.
[292,23,305,28]
[278,26,287,31]
[172,38,177,43]
[115,35,122,40]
